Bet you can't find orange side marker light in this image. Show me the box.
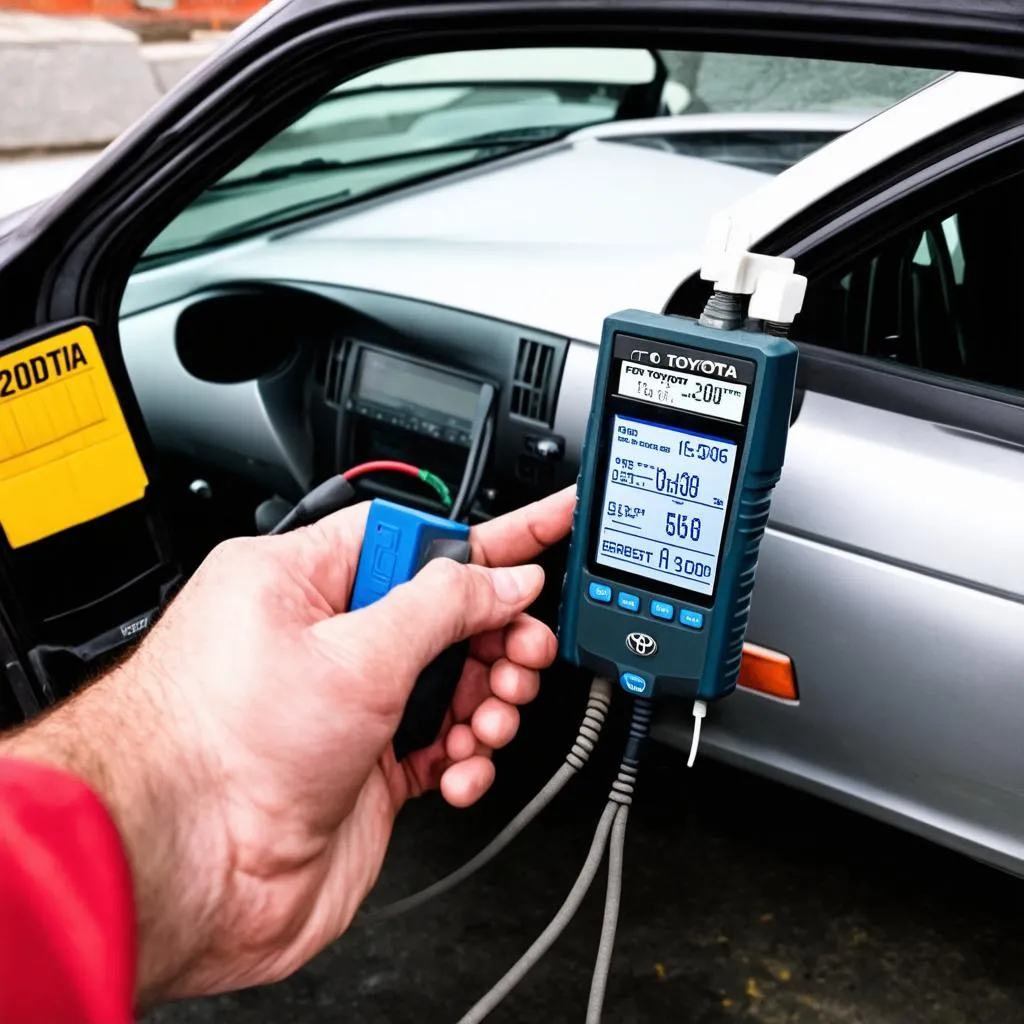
[738,643,798,702]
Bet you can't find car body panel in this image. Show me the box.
[661,516,1024,875]
[646,79,1024,874]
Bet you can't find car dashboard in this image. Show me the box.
[120,280,591,530]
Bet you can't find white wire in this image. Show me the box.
[686,700,707,768]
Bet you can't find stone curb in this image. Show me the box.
[0,12,223,152]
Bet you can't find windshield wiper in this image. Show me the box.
[199,137,552,196]
[146,128,577,261]
[454,124,591,145]
[202,129,577,197]
[204,156,350,193]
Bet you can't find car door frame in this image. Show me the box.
[668,87,1024,450]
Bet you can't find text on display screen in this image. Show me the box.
[616,361,747,423]
[594,415,739,597]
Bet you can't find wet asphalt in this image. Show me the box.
[147,672,1024,1024]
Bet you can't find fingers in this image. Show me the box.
[469,614,558,670]
[273,483,575,614]
[471,697,519,749]
[451,661,533,734]
[504,615,558,671]
[445,723,485,761]
[329,560,545,685]
[441,757,496,808]
[471,486,576,569]
[489,658,541,706]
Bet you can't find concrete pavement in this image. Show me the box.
[144,715,1024,1024]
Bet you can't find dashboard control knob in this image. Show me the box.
[535,437,563,460]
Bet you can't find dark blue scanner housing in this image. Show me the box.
[558,310,798,701]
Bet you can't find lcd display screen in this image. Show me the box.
[594,414,739,597]
[356,350,479,425]
[616,360,747,423]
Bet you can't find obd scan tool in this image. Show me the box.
[350,499,471,761]
[558,308,798,748]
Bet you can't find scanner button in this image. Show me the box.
[679,609,705,630]
[650,600,674,621]
[620,672,651,697]
[588,582,612,603]
[617,592,640,613]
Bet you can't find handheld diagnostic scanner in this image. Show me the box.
[558,308,798,717]
[350,498,472,762]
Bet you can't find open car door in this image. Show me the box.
[0,0,1022,724]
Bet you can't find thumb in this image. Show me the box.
[344,559,545,677]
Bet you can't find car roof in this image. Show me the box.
[713,71,1024,253]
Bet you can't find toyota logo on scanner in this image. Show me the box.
[625,632,658,657]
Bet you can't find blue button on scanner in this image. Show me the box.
[650,600,674,621]
[620,672,651,697]
[617,592,640,612]
[679,609,704,630]
[588,581,612,603]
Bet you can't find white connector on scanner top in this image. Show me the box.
[700,211,809,326]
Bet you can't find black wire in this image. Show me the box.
[452,416,493,522]
[450,386,495,522]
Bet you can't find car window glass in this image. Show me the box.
[793,174,1024,394]
[139,47,944,264]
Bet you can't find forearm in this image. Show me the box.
[0,660,226,1007]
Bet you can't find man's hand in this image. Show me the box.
[1,487,576,1006]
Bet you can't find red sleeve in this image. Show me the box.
[0,757,136,1023]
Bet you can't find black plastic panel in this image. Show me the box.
[176,288,325,383]
[295,282,574,516]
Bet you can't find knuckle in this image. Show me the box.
[200,536,278,587]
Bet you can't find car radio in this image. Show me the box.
[335,341,496,518]
[346,346,483,447]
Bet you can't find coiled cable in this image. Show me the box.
[362,677,613,925]
[456,697,654,1023]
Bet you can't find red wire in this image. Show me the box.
[342,460,421,482]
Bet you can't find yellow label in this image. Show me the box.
[0,324,148,548]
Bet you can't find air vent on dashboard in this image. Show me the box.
[321,337,348,406]
[511,338,556,425]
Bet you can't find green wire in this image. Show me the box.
[418,469,452,509]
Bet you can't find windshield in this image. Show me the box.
[143,47,662,259]
[142,48,942,262]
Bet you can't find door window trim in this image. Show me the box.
[688,96,1024,447]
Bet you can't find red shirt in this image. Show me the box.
[0,758,136,1023]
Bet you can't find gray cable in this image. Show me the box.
[585,804,628,1024]
[450,416,494,523]
[453,697,653,1024]
[449,388,495,522]
[456,802,618,1024]
[361,677,613,925]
